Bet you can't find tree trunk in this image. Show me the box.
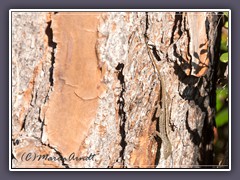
[11,11,221,168]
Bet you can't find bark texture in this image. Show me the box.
[11,11,220,168]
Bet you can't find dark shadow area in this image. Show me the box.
[45,20,57,86]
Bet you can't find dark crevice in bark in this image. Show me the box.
[43,88,51,103]
[39,117,46,141]
[184,88,213,168]
[35,138,69,168]
[205,17,210,40]
[145,12,161,62]
[37,108,42,123]
[20,114,27,131]
[115,63,127,165]
[38,107,46,141]
[30,89,34,106]
[34,17,60,164]
[47,144,69,168]
[45,20,57,86]
[199,14,223,166]
[145,12,149,35]
[34,90,38,104]
[199,114,214,167]
[154,135,161,166]
[152,46,161,61]
[170,12,183,45]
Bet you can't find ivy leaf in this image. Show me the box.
[220,30,228,51]
[224,21,228,28]
[216,87,228,112]
[220,52,228,63]
[223,12,229,18]
[216,108,228,127]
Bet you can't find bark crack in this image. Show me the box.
[20,114,27,131]
[46,144,69,168]
[34,136,69,168]
[45,18,57,87]
[115,63,127,165]
[144,13,161,62]
[170,12,183,45]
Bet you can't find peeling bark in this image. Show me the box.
[11,11,221,168]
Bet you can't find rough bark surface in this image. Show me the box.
[11,11,220,168]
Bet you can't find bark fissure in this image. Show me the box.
[20,114,27,131]
[37,139,70,168]
[39,117,46,140]
[45,20,57,87]
[47,144,69,168]
[170,12,183,45]
[199,14,222,166]
[43,88,51,103]
[115,63,127,164]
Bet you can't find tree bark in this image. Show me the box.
[11,11,221,168]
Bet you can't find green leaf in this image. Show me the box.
[216,108,228,127]
[224,21,228,28]
[220,31,228,51]
[220,52,228,63]
[216,97,223,112]
[216,87,228,112]
[223,12,229,18]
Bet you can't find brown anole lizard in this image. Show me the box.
[144,35,172,160]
